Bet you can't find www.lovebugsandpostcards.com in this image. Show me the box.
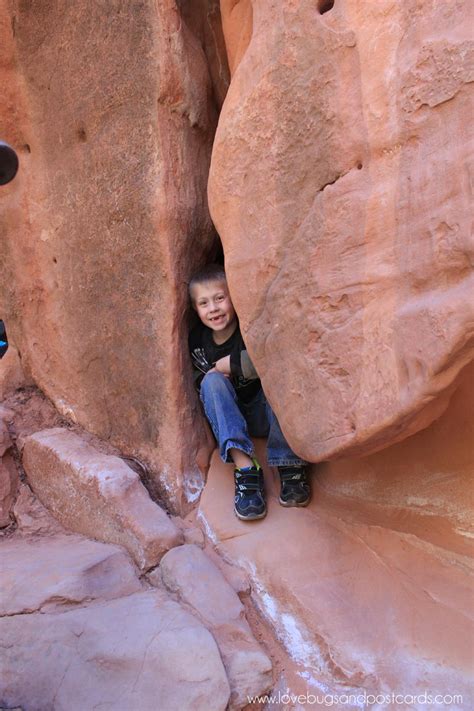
[246,691,465,707]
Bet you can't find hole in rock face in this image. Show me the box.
[318,0,334,14]
[357,162,363,170]
[53,257,57,263]
[77,126,87,142]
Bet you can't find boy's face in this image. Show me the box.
[191,279,237,335]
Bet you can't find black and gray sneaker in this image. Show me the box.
[278,466,311,507]
[234,465,266,520]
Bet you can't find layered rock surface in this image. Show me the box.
[198,362,474,702]
[0,0,230,512]
[209,0,474,461]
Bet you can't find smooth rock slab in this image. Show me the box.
[198,435,474,702]
[0,534,142,616]
[0,591,230,711]
[160,544,272,709]
[22,428,183,570]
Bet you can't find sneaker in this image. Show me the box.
[278,466,311,507]
[234,464,266,520]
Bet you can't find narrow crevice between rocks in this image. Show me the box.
[319,162,363,192]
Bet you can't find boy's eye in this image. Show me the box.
[216,295,224,301]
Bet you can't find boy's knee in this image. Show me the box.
[200,371,234,399]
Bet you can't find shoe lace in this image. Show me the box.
[235,469,263,492]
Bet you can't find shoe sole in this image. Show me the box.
[234,507,267,521]
[278,496,311,508]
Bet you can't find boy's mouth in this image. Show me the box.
[210,314,225,323]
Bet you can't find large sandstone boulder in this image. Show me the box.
[22,427,183,569]
[209,0,474,461]
[0,0,228,512]
[0,590,231,711]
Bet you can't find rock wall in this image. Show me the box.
[209,0,474,462]
[0,0,229,512]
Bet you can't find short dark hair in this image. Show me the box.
[188,263,226,298]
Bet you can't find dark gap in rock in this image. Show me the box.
[357,162,363,170]
[210,233,224,265]
[320,173,342,191]
[318,0,335,14]
[77,126,87,142]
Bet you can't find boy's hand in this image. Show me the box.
[212,355,231,376]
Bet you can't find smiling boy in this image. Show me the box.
[188,263,310,521]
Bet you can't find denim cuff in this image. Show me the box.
[267,458,308,467]
[223,440,255,464]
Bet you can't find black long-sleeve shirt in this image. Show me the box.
[188,322,261,403]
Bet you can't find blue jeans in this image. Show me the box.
[200,371,306,467]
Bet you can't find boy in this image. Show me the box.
[188,263,310,521]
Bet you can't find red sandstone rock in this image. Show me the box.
[0,590,231,711]
[208,0,474,461]
[0,417,18,527]
[13,482,67,536]
[1,534,142,616]
[160,543,273,708]
[0,0,226,513]
[0,345,27,399]
[198,367,474,699]
[22,428,183,569]
[220,0,253,75]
